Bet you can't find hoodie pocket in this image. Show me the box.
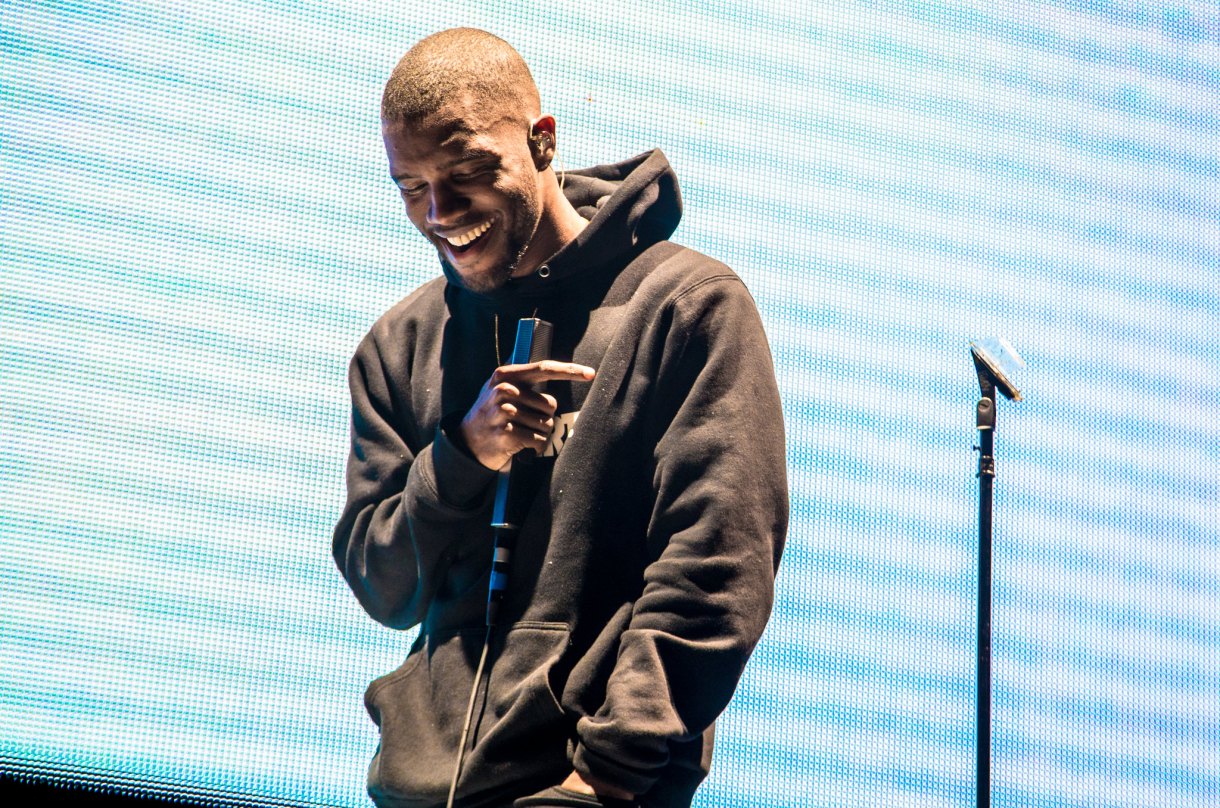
[365,622,572,806]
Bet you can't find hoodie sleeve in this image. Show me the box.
[332,328,497,629]
[572,274,789,794]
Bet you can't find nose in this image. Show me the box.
[425,183,469,228]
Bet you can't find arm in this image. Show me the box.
[333,329,597,629]
[573,276,789,794]
[332,330,499,629]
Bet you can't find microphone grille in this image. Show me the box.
[511,317,553,365]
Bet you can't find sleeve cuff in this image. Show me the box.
[429,413,497,509]
[572,739,660,799]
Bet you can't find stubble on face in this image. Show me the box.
[383,100,544,295]
[462,188,539,294]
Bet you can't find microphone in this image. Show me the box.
[486,317,553,627]
[450,318,553,808]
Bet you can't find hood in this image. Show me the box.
[441,149,682,302]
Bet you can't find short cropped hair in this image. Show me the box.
[381,28,541,123]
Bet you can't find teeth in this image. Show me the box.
[446,220,491,247]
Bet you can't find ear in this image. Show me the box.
[528,115,557,170]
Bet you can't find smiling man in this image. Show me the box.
[333,28,788,808]
[381,95,583,297]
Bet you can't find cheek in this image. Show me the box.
[492,159,538,205]
[403,201,429,233]
[492,178,537,220]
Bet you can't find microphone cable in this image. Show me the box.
[446,625,491,808]
[445,318,552,808]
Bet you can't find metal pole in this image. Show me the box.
[975,391,996,808]
[969,338,1023,808]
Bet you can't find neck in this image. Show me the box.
[510,172,588,278]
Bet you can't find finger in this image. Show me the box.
[494,361,596,384]
[504,408,555,437]
[502,420,552,454]
[498,396,553,424]
[509,389,558,416]
[490,381,522,400]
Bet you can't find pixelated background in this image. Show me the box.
[2,1,1216,806]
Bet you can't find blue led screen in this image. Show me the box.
[1,1,1217,806]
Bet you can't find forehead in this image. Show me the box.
[383,100,522,170]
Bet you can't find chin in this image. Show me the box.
[444,242,530,294]
[458,274,507,294]
[448,259,512,294]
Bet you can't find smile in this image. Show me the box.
[444,220,492,247]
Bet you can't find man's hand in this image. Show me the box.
[460,360,595,470]
[559,769,634,801]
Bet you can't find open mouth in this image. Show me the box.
[444,220,492,255]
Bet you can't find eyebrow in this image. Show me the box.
[391,149,499,184]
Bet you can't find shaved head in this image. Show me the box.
[381,28,541,125]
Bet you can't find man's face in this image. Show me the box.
[383,100,542,293]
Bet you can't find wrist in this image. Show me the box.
[561,770,633,801]
[428,416,497,508]
[440,412,476,458]
[442,411,501,470]
[456,413,511,470]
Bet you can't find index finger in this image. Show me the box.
[495,360,596,384]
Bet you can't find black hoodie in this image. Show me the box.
[334,150,787,807]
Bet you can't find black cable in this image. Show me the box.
[447,318,551,807]
[446,626,492,808]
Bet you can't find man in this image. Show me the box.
[333,28,787,808]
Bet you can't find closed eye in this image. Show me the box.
[452,166,492,183]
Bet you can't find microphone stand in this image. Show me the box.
[973,361,996,808]
[970,340,1022,808]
